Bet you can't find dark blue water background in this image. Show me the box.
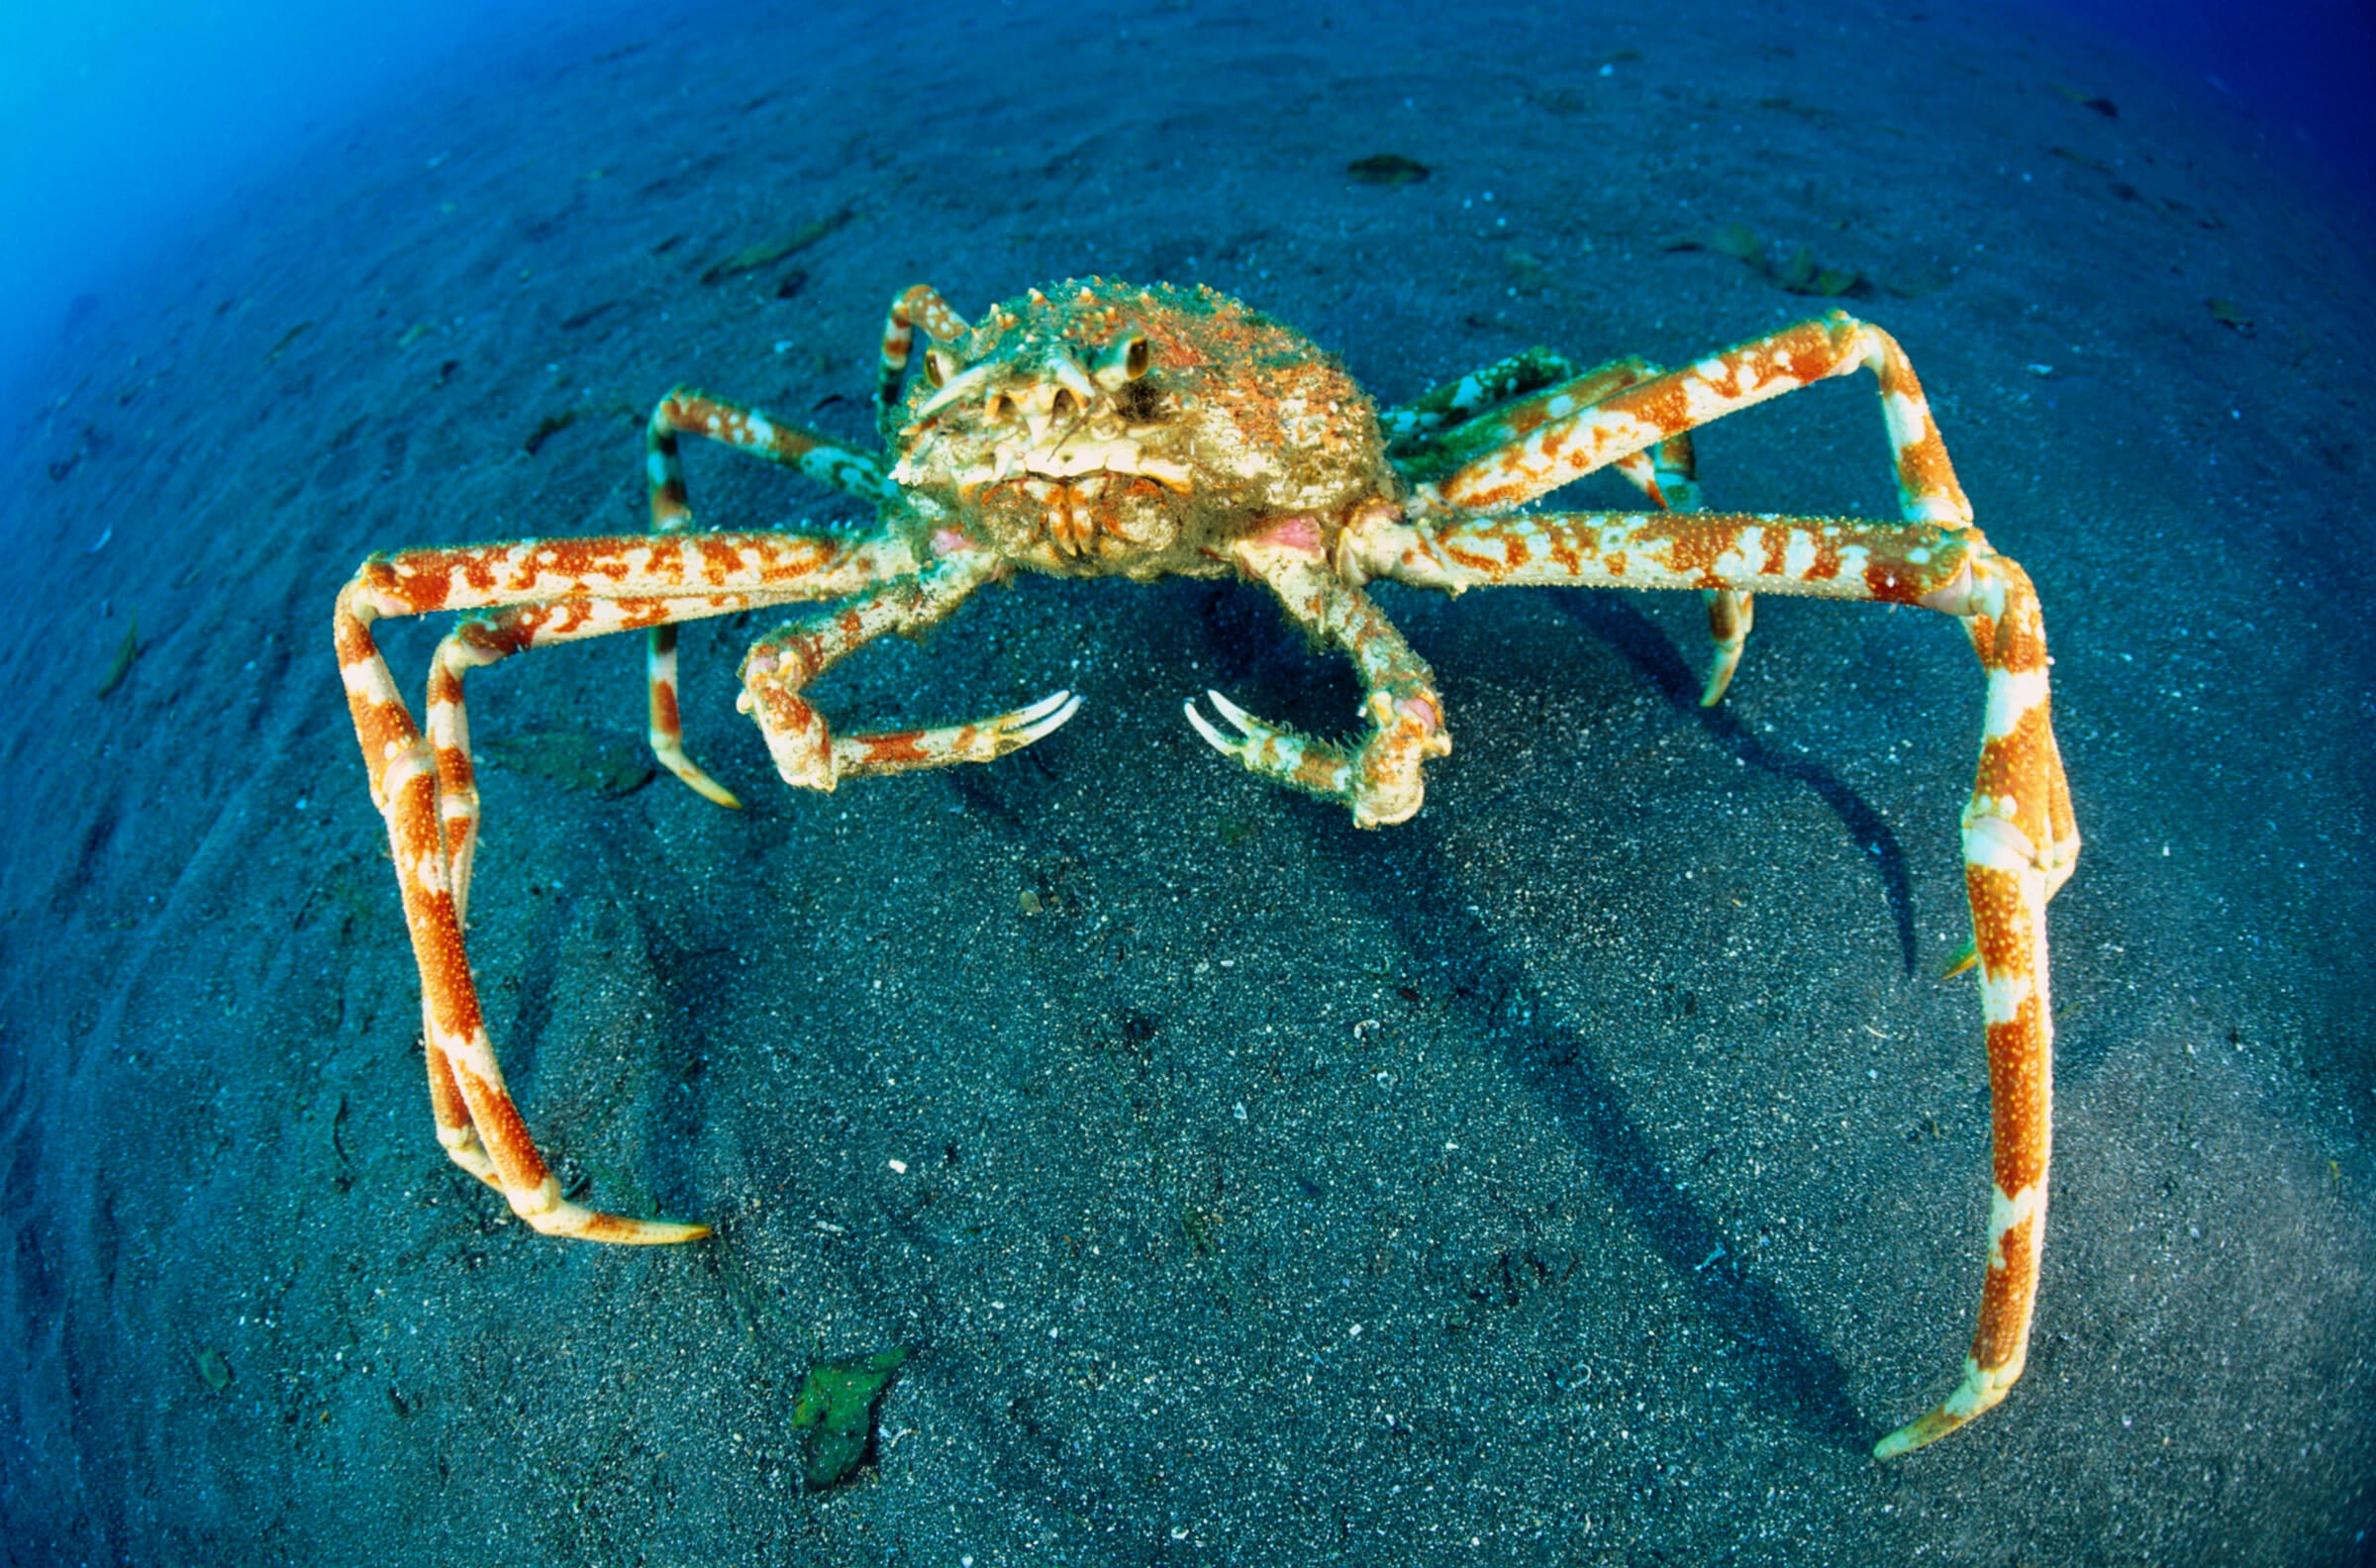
[0,0,2367,411]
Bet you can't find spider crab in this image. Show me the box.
[335,277,2076,1455]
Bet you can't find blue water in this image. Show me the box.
[2020,0,2375,190]
[0,0,2367,408]
[0,0,624,400]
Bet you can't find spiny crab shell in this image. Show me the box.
[887,279,1401,579]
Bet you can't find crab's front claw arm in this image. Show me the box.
[1190,524,1451,828]
[742,663,1080,793]
[1185,686,1446,829]
[730,550,1078,791]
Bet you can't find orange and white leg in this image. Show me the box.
[1378,345,1582,443]
[1387,353,1660,482]
[642,389,899,808]
[1872,548,2071,1455]
[1421,312,1971,704]
[1184,518,1449,829]
[873,283,971,422]
[1605,428,1755,707]
[1431,311,1973,531]
[735,550,1079,793]
[334,530,914,1242]
[428,586,822,923]
[1348,502,2075,1451]
[1388,353,1748,703]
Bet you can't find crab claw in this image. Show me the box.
[832,688,1083,781]
[1185,688,1283,761]
[1006,688,1085,745]
[1184,689,1355,800]
[1186,687,1443,829]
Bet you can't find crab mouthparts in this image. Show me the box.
[963,437,1192,495]
[1010,467,1179,558]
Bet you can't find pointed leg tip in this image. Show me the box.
[1204,688,1254,729]
[606,1217,713,1246]
[1875,1359,2018,1457]
[656,745,744,810]
[507,1179,712,1245]
[532,1204,713,1245]
[1182,697,1235,755]
[1874,1408,1961,1459]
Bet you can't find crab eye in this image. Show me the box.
[1050,387,1080,420]
[1092,333,1150,389]
[924,347,960,388]
[987,392,1015,423]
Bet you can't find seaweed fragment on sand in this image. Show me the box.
[263,320,316,363]
[2048,81,2119,118]
[1346,153,1429,187]
[482,732,656,796]
[1770,244,1861,298]
[1664,224,1867,298]
[2048,145,2116,176]
[97,616,138,698]
[1502,248,1552,294]
[526,400,639,454]
[2207,298,2254,334]
[702,209,854,284]
[524,409,580,455]
[790,1348,908,1489]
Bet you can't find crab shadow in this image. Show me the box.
[1546,590,1920,975]
[1302,588,1931,1451]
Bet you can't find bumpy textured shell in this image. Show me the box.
[890,279,1401,579]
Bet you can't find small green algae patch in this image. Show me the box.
[1180,1203,1222,1258]
[1346,153,1429,186]
[701,209,854,284]
[97,616,138,698]
[1664,223,1877,298]
[791,1347,908,1489]
[482,732,656,797]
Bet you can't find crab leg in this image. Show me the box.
[1418,312,1969,707]
[430,584,841,923]
[736,548,1080,792]
[1430,311,1972,529]
[1390,355,1749,703]
[1185,518,1450,829]
[334,530,913,1243]
[1352,503,2074,1452]
[1387,353,1659,481]
[1877,547,2069,1455]
[641,390,901,809]
[1378,345,1582,442]
[873,282,971,422]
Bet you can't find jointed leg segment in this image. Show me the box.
[334,529,1009,1242]
[1342,311,2074,1453]
[734,551,1078,794]
[1186,520,1449,829]
[642,387,899,807]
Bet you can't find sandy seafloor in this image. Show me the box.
[2,1,2372,1562]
